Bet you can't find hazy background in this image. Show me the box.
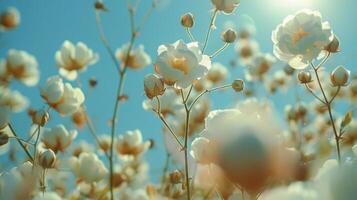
[1,0,356,181]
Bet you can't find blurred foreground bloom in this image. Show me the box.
[155,40,211,88]
[41,76,85,115]
[0,87,28,112]
[55,40,98,80]
[260,182,318,200]
[272,9,333,69]
[116,129,150,156]
[41,124,78,153]
[190,137,213,164]
[116,43,151,70]
[211,0,240,14]
[0,7,20,31]
[69,152,108,183]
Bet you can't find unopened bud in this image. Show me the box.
[298,71,312,84]
[181,13,194,28]
[0,7,20,29]
[38,149,56,169]
[325,35,340,53]
[330,66,350,87]
[30,109,49,127]
[89,77,98,88]
[0,133,9,146]
[232,79,244,92]
[221,28,237,43]
[144,74,165,99]
[94,1,108,11]
[169,170,182,184]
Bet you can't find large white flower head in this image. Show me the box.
[0,7,20,31]
[155,40,211,89]
[0,87,28,112]
[116,129,150,156]
[5,49,39,86]
[55,40,98,80]
[211,0,240,14]
[41,124,78,153]
[40,76,85,116]
[116,43,151,70]
[272,9,333,69]
[69,152,108,183]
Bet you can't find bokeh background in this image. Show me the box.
[1,0,356,182]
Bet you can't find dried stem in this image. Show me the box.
[202,9,218,53]
[8,124,34,162]
[210,43,229,59]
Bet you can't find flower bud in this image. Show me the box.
[169,170,182,184]
[232,79,244,92]
[297,71,312,84]
[181,13,194,28]
[0,133,9,146]
[94,1,108,11]
[0,7,20,29]
[29,109,49,127]
[144,74,165,99]
[325,35,340,53]
[38,149,56,169]
[221,28,237,43]
[330,66,350,87]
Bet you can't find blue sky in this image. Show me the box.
[1,0,357,181]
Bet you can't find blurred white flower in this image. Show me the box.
[155,40,211,89]
[211,0,240,14]
[116,43,151,70]
[41,76,85,115]
[235,39,260,65]
[272,9,333,69]
[0,7,20,31]
[206,62,228,84]
[0,87,28,112]
[260,182,318,200]
[55,40,98,80]
[41,124,77,153]
[246,53,276,80]
[4,49,39,86]
[190,137,213,164]
[69,152,108,183]
[142,88,181,116]
[116,129,150,156]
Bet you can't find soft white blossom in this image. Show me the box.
[41,124,77,153]
[190,137,212,164]
[0,87,28,112]
[116,43,151,70]
[116,129,150,156]
[211,0,240,14]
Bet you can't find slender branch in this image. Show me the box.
[33,125,41,164]
[304,83,325,104]
[210,43,229,59]
[186,28,195,42]
[202,9,218,53]
[329,86,341,104]
[8,124,34,162]
[188,84,231,111]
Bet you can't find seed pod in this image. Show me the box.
[232,79,244,92]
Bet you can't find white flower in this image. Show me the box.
[190,137,212,164]
[260,182,318,200]
[33,192,62,200]
[116,129,150,156]
[235,39,260,65]
[0,7,20,31]
[116,43,151,70]
[206,62,228,84]
[142,88,181,116]
[41,124,77,153]
[272,9,333,69]
[69,152,108,183]
[41,76,85,115]
[0,87,28,112]
[155,40,211,89]
[5,49,39,86]
[246,53,276,80]
[211,0,240,14]
[55,40,98,80]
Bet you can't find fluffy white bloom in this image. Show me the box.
[245,53,276,80]
[190,137,212,164]
[40,76,85,115]
[69,152,108,183]
[155,40,211,89]
[119,187,150,200]
[116,43,151,69]
[211,0,240,14]
[33,192,62,200]
[55,40,98,80]
[0,7,20,31]
[0,87,28,112]
[142,88,181,116]
[272,9,333,69]
[206,62,228,84]
[116,129,150,156]
[0,170,23,200]
[5,49,39,86]
[259,182,318,200]
[235,39,260,65]
[41,124,77,153]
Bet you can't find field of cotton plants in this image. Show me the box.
[1,0,357,199]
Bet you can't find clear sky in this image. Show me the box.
[1,0,356,181]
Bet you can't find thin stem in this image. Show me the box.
[160,153,170,193]
[202,9,218,53]
[329,86,341,104]
[210,43,229,59]
[188,84,231,111]
[311,63,341,163]
[33,125,41,164]
[304,83,325,104]
[8,124,34,162]
[186,28,195,42]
